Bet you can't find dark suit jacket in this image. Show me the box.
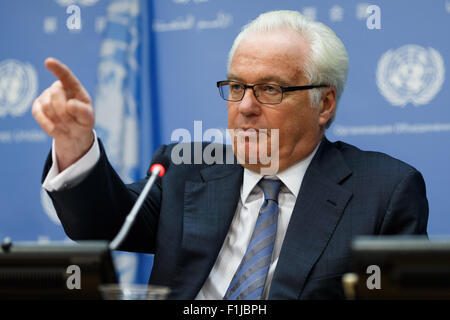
[44,137,428,299]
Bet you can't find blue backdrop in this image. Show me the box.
[0,0,449,284]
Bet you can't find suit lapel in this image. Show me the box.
[171,162,243,299]
[269,138,353,299]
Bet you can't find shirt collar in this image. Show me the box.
[241,143,320,203]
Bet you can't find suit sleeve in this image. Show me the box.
[379,169,429,235]
[43,138,167,253]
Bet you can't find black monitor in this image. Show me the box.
[349,236,450,299]
[0,240,117,300]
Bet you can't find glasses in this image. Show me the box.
[217,80,328,105]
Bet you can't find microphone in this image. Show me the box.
[109,155,170,251]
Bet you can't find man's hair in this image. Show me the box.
[227,10,349,128]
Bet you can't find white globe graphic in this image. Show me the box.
[0,64,24,103]
[376,45,445,107]
[0,59,38,118]
[388,47,433,95]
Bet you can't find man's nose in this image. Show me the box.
[238,88,262,116]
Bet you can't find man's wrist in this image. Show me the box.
[54,131,95,172]
[43,130,100,191]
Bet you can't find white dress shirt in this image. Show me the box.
[42,132,318,299]
[196,145,318,299]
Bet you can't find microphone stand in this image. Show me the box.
[109,167,162,251]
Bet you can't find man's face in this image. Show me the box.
[227,29,332,173]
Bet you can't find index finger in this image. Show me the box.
[45,57,82,93]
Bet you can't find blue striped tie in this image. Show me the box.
[224,178,282,300]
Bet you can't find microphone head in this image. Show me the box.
[149,155,170,177]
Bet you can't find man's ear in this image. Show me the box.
[318,87,336,127]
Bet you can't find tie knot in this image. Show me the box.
[258,178,282,202]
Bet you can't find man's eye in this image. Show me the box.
[261,85,279,94]
[230,84,243,92]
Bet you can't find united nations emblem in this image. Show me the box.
[0,59,38,118]
[376,45,445,107]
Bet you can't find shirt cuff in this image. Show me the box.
[42,130,100,192]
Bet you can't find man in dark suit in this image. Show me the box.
[33,10,428,299]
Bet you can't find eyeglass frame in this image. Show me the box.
[216,80,329,105]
